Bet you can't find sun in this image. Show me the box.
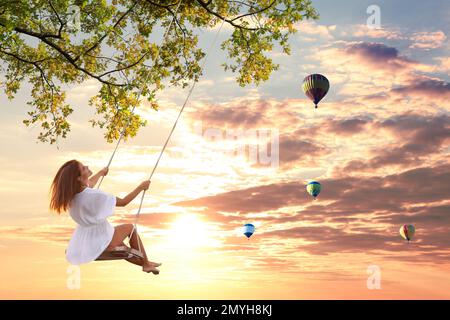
[166,214,214,249]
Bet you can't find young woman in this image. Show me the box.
[50,159,161,274]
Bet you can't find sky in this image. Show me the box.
[0,0,449,299]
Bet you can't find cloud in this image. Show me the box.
[391,78,450,100]
[278,135,328,165]
[187,98,301,131]
[353,26,404,40]
[324,117,372,136]
[374,204,450,228]
[347,26,447,51]
[376,113,450,142]
[263,225,400,255]
[176,162,450,216]
[191,101,269,129]
[175,181,302,214]
[341,113,450,171]
[295,21,336,41]
[308,41,444,108]
[0,225,73,245]
[434,57,450,74]
[343,42,416,71]
[190,97,448,174]
[409,31,447,49]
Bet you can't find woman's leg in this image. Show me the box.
[128,226,161,273]
[106,224,160,273]
[106,224,134,250]
[129,226,150,261]
[124,234,159,268]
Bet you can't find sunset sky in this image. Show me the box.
[1,0,449,299]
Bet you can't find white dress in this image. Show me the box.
[66,187,117,265]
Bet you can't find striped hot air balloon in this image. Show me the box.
[302,74,330,108]
[243,223,255,240]
[306,181,321,200]
[399,224,415,242]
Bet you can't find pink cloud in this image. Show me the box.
[350,25,404,40]
[410,31,447,49]
[278,135,329,165]
[391,78,450,100]
[324,117,372,136]
[188,100,272,129]
[343,42,416,71]
[176,163,450,219]
[340,113,450,171]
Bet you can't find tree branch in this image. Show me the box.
[230,0,277,22]
[142,0,181,9]
[8,25,126,87]
[144,0,188,36]
[0,48,48,65]
[97,52,148,78]
[48,0,65,38]
[75,1,138,62]
[195,0,259,31]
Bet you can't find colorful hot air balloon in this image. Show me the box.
[306,181,321,200]
[399,224,415,242]
[302,74,330,108]
[243,223,255,239]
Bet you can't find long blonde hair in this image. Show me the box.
[49,160,82,214]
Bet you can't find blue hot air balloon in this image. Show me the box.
[243,223,255,239]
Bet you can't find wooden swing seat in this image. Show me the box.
[96,246,144,261]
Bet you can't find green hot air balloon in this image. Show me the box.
[306,181,321,200]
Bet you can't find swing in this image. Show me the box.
[91,1,228,262]
[96,246,144,261]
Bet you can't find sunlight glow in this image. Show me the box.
[166,214,216,249]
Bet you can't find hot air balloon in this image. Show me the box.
[306,181,321,200]
[243,223,255,239]
[399,224,415,242]
[302,74,329,108]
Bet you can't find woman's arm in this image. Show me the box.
[116,180,151,207]
[88,167,109,188]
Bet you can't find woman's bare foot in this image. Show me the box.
[143,262,160,274]
[148,261,162,267]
